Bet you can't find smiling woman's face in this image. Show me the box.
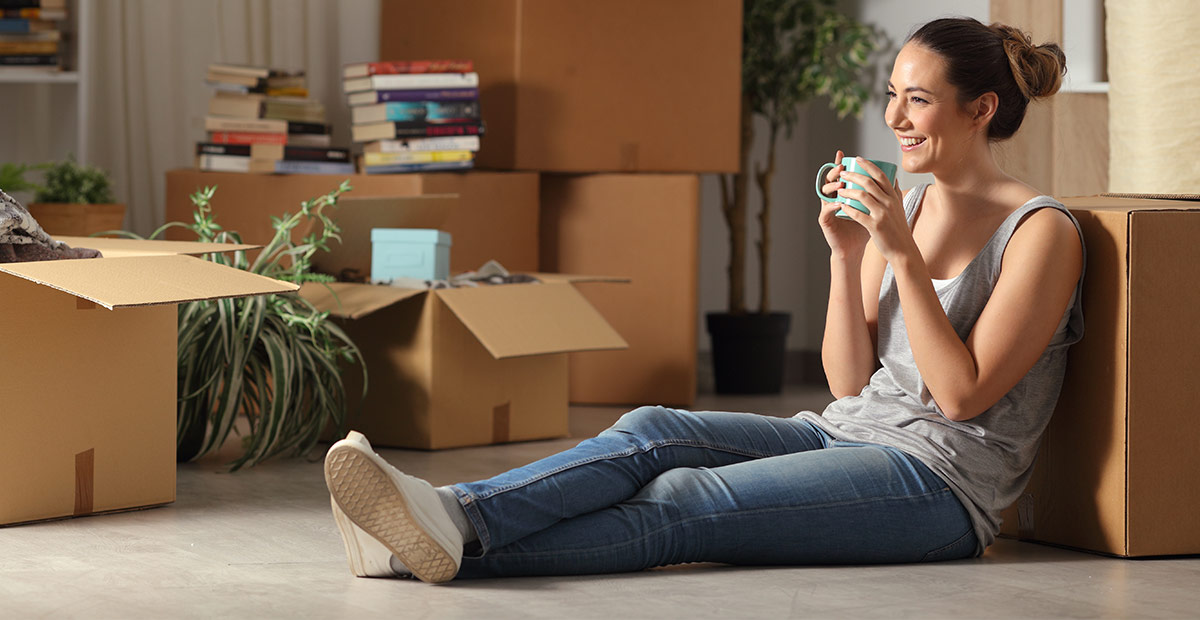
[884,43,980,175]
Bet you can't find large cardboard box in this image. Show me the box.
[378,0,742,173]
[540,173,698,406]
[301,276,627,450]
[0,237,296,526]
[164,169,540,274]
[999,195,1200,556]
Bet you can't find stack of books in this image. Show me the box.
[0,0,67,71]
[344,59,483,174]
[198,63,353,175]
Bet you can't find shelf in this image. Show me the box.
[0,70,80,85]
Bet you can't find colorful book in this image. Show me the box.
[351,100,480,125]
[362,135,481,153]
[272,159,355,175]
[0,38,57,55]
[363,150,474,166]
[343,72,478,94]
[352,120,484,142]
[362,160,474,175]
[0,18,55,33]
[342,59,473,79]
[2,8,67,20]
[208,131,288,146]
[347,88,478,106]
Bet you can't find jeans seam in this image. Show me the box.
[468,438,780,501]
[921,526,975,562]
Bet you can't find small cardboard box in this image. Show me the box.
[378,0,741,173]
[370,229,452,282]
[164,169,540,274]
[539,173,699,406]
[0,237,297,526]
[999,195,1200,556]
[301,276,627,449]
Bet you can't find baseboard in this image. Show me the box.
[696,349,827,393]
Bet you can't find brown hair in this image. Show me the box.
[907,17,1066,141]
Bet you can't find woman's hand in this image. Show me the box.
[835,157,917,263]
[817,150,870,259]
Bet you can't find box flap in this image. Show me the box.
[0,254,297,309]
[298,281,427,319]
[53,236,261,258]
[1061,195,1200,211]
[434,282,627,359]
[529,272,631,284]
[310,194,458,280]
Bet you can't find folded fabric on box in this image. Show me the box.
[0,189,102,263]
[373,259,538,290]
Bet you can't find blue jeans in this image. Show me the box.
[449,407,977,578]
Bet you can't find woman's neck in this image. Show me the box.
[927,142,1014,216]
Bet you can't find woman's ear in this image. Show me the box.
[970,92,999,132]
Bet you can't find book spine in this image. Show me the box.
[0,18,31,33]
[273,160,356,175]
[345,72,478,93]
[363,150,474,166]
[362,59,473,75]
[362,160,474,175]
[368,88,478,103]
[384,101,481,122]
[391,122,485,138]
[208,131,288,145]
[287,120,330,135]
[204,116,287,133]
[0,52,54,65]
[196,154,251,173]
[0,39,56,54]
[282,146,351,162]
[197,142,252,157]
[366,136,481,153]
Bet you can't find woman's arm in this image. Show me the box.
[896,208,1082,420]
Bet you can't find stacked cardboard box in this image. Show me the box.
[343,59,482,174]
[199,63,353,175]
[379,0,742,405]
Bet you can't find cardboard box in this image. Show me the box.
[539,173,698,405]
[163,169,540,274]
[370,229,452,282]
[999,195,1200,556]
[0,237,297,526]
[378,0,742,173]
[301,276,627,449]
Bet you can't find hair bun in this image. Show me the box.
[990,23,1067,99]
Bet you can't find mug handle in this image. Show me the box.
[815,162,838,203]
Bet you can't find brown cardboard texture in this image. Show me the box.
[540,173,698,406]
[164,169,539,275]
[0,240,297,526]
[302,278,627,450]
[378,0,741,173]
[998,195,1200,557]
[307,194,457,282]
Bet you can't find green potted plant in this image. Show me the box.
[708,0,876,393]
[26,157,126,237]
[120,181,365,469]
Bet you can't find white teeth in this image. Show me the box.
[900,137,925,146]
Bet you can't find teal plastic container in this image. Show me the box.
[370,228,452,282]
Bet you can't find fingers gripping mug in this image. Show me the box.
[814,157,898,218]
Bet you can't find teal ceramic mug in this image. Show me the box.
[815,157,898,218]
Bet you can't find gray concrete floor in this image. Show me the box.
[4,385,1200,618]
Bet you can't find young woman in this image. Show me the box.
[323,17,1084,584]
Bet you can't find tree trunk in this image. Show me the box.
[720,93,755,315]
[755,121,779,314]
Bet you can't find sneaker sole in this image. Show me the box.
[325,444,458,584]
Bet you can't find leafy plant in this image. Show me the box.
[0,162,44,194]
[719,0,876,314]
[34,157,116,204]
[121,181,365,469]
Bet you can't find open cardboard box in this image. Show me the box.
[299,194,627,449]
[0,236,298,526]
[999,195,1200,556]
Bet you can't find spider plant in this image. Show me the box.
[118,181,364,469]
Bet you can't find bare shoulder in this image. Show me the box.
[1005,204,1082,272]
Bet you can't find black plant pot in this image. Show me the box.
[706,312,791,394]
[176,411,207,463]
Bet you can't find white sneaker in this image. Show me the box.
[324,431,463,584]
[330,496,411,578]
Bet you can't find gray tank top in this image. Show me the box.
[797,184,1086,554]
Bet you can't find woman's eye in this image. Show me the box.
[911,96,928,104]
[885,90,897,99]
